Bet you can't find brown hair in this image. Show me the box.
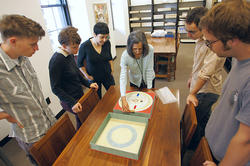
[0,14,45,40]
[186,7,208,29]
[58,26,81,45]
[127,31,149,58]
[200,0,250,44]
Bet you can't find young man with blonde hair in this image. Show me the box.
[200,1,250,166]
[0,14,56,165]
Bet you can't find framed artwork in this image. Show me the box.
[93,3,109,24]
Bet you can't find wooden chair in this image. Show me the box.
[181,103,198,155]
[189,137,213,166]
[77,88,100,123]
[29,113,75,166]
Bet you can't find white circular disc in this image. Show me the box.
[119,91,153,112]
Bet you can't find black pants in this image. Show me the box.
[130,79,155,89]
[94,74,115,98]
[188,93,219,150]
[60,101,82,130]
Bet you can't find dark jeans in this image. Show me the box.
[188,92,219,150]
[212,152,220,164]
[15,137,38,166]
[0,147,13,166]
[130,79,155,90]
[94,74,115,98]
[60,101,82,130]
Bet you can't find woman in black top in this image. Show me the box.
[77,22,115,98]
[49,27,98,129]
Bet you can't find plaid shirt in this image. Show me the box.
[0,46,56,143]
[190,38,226,95]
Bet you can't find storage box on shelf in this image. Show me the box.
[128,0,179,33]
[153,2,178,31]
[128,4,153,33]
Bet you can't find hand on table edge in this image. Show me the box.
[72,102,82,113]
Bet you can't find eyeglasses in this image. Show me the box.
[186,30,198,35]
[132,48,143,53]
[205,39,219,48]
[97,34,110,40]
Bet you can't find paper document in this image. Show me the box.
[155,86,177,104]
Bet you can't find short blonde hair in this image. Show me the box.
[0,14,45,41]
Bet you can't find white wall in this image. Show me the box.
[67,0,92,42]
[206,0,213,8]
[0,0,62,140]
[68,0,130,47]
[68,0,117,58]
[86,0,116,58]
[111,0,130,45]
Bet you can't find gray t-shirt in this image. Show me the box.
[205,58,250,165]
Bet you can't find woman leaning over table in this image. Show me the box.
[120,30,155,112]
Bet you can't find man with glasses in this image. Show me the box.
[200,1,250,166]
[185,7,225,150]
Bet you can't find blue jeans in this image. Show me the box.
[188,92,219,150]
[130,79,155,90]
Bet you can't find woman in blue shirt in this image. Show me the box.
[120,31,155,112]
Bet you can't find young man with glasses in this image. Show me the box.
[200,1,250,166]
[185,7,226,150]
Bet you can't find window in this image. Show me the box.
[40,0,71,50]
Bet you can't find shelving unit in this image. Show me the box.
[152,2,178,32]
[127,0,180,81]
[127,0,179,34]
[177,0,206,43]
[128,4,153,33]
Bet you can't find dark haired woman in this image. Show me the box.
[77,22,115,98]
[120,30,155,112]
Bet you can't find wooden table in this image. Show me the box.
[147,35,178,81]
[53,86,181,166]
